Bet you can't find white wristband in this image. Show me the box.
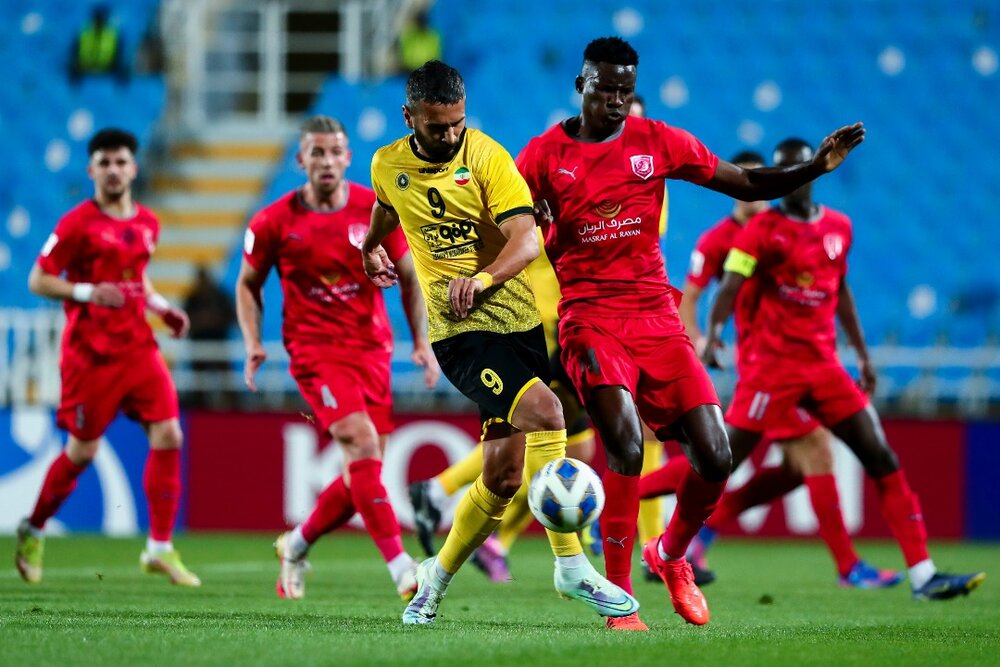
[147,293,171,314]
[71,283,94,303]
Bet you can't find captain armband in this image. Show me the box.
[723,248,758,278]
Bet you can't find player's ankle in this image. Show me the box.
[146,538,173,555]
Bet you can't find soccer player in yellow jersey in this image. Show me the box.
[362,60,638,626]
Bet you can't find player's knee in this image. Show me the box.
[517,387,565,433]
[332,414,379,458]
[150,422,183,450]
[66,437,99,465]
[692,432,732,483]
[602,427,643,475]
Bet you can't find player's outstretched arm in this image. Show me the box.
[396,253,440,388]
[706,123,865,202]
[143,274,190,338]
[836,279,876,394]
[28,262,125,307]
[447,214,539,319]
[703,271,745,369]
[362,204,401,288]
[235,258,268,392]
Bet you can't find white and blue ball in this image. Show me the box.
[527,457,605,533]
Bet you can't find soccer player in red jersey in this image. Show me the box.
[15,128,199,587]
[236,115,439,601]
[516,37,865,627]
[642,150,902,589]
[703,138,985,601]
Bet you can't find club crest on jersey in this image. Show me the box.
[630,154,654,180]
[348,223,368,250]
[395,173,410,190]
[823,233,845,260]
[454,167,471,186]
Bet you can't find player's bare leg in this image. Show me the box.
[15,435,98,584]
[830,406,985,600]
[404,382,638,626]
[139,418,200,587]
[643,404,730,625]
[781,428,901,588]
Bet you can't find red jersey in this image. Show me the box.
[37,200,158,358]
[244,184,409,350]
[731,205,852,364]
[687,215,760,362]
[516,116,718,320]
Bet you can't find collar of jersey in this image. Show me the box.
[408,128,466,164]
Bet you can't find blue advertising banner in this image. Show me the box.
[0,407,187,535]
[965,421,1000,540]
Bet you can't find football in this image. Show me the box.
[527,458,605,533]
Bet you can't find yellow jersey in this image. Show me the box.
[371,128,542,343]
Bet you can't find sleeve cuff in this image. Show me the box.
[495,206,534,225]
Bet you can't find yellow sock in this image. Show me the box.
[637,440,664,545]
[525,429,583,557]
[437,475,511,574]
[436,443,484,496]
[495,481,533,552]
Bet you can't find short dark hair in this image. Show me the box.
[406,60,465,107]
[583,37,639,67]
[88,128,138,156]
[773,138,814,163]
[730,150,765,166]
[300,115,348,140]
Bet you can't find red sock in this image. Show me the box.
[638,456,689,499]
[28,452,87,529]
[805,474,859,576]
[301,476,356,543]
[660,467,726,559]
[599,470,640,595]
[348,459,404,563]
[706,466,802,529]
[874,469,930,567]
[144,449,182,542]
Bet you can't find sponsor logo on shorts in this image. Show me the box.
[420,219,482,259]
[748,391,771,421]
[75,404,86,430]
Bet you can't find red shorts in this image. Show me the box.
[559,313,720,440]
[727,359,868,434]
[288,344,393,434]
[58,345,179,441]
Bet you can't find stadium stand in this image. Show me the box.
[0,1,164,308]
[221,0,997,406]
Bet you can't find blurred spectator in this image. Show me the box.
[183,265,236,407]
[398,10,442,73]
[69,4,128,84]
[135,13,166,75]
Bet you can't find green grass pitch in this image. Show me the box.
[1,534,996,666]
